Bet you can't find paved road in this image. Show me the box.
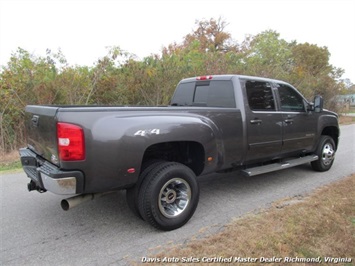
[1,124,354,266]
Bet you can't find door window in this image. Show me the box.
[246,81,275,111]
[277,84,305,112]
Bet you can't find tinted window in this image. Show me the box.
[171,82,194,106]
[246,80,275,111]
[277,84,305,112]
[172,80,236,108]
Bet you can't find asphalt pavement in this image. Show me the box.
[1,124,354,265]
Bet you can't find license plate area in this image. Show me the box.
[21,156,38,167]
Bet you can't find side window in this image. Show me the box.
[277,84,305,112]
[246,80,275,111]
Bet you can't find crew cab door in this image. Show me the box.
[275,83,317,153]
[243,80,283,162]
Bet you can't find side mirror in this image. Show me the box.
[314,95,323,113]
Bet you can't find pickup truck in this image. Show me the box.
[19,74,339,231]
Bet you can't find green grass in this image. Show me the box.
[0,160,22,173]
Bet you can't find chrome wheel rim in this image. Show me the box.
[158,178,191,218]
[322,142,335,166]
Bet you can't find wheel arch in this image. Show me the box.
[321,126,339,150]
[142,141,205,176]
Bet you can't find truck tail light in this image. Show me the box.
[57,122,85,161]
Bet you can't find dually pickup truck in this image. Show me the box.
[20,75,339,230]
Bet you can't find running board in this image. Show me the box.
[242,155,319,177]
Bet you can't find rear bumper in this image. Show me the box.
[19,148,84,195]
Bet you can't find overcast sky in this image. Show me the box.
[1,0,354,82]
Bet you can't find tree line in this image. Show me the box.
[0,18,349,152]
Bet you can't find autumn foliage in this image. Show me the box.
[0,18,346,152]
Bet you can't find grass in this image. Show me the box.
[0,150,21,173]
[135,174,355,265]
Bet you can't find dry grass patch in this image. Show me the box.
[339,115,355,125]
[137,175,355,265]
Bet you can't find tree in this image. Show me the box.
[0,48,62,151]
[183,17,238,53]
[236,30,292,79]
[0,18,348,152]
[289,42,344,107]
[291,43,332,77]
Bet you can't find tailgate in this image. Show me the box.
[25,105,59,165]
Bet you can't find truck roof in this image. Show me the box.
[180,75,290,85]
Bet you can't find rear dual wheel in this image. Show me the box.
[128,161,199,231]
[126,160,163,219]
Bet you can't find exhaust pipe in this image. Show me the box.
[61,192,109,211]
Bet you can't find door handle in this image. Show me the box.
[284,119,294,124]
[250,119,262,125]
[32,115,39,127]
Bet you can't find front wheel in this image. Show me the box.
[311,135,336,172]
[138,162,199,231]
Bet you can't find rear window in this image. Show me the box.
[172,80,236,108]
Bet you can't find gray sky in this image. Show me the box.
[1,0,354,82]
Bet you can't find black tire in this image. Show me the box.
[311,135,336,172]
[138,162,199,231]
[126,160,165,219]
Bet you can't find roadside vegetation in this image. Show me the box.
[339,114,355,125]
[1,17,354,153]
[137,174,355,265]
[0,150,21,172]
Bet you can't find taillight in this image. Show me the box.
[196,75,213,80]
[57,122,85,161]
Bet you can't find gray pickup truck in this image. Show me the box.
[19,75,339,230]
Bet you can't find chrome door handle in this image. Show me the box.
[250,119,262,125]
[284,119,294,124]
